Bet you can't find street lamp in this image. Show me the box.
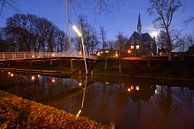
[72,24,88,75]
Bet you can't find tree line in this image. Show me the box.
[0,13,128,54]
[0,14,69,52]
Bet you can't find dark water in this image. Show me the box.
[0,72,194,129]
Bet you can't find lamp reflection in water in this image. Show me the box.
[52,78,56,83]
[31,76,35,81]
[127,88,131,92]
[8,72,11,75]
[136,86,140,91]
[76,76,88,117]
[78,81,82,87]
[10,73,14,77]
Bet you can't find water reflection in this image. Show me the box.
[0,72,193,129]
[76,76,88,117]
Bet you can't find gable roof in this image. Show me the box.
[142,33,154,42]
[129,31,154,42]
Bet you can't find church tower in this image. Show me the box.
[137,13,142,34]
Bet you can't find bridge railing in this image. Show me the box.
[0,52,96,61]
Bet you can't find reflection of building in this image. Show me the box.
[128,85,156,103]
[127,84,156,119]
[126,14,157,56]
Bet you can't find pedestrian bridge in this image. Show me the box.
[0,52,96,61]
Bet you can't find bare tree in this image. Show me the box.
[185,16,194,25]
[99,27,107,49]
[4,13,68,52]
[176,35,194,52]
[148,0,183,60]
[0,0,18,15]
[57,0,121,14]
[74,15,99,56]
[157,31,168,50]
[115,32,127,53]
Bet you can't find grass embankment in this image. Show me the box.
[92,59,194,80]
[0,90,113,129]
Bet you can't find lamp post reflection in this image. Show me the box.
[76,76,88,117]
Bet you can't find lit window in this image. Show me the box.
[131,45,134,49]
[136,45,140,49]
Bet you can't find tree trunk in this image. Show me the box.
[168,51,172,61]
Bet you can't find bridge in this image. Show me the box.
[0,52,96,61]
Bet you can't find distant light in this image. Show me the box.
[128,50,131,54]
[100,51,103,54]
[72,25,82,37]
[136,45,140,49]
[8,72,11,75]
[32,55,35,58]
[38,74,40,78]
[78,51,82,55]
[127,88,131,92]
[78,82,82,86]
[31,76,35,81]
[131,86,134,90]
[37,56,40,58]
[97,52,100,56]
[106,82,109,85]
[136,86,140,91]
[131,46,134,49]
[51,53,55,57]
[115,52,119,57]
[105,50,109,53]
[76,109,82,117]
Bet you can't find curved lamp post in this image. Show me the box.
[72,25,88,75]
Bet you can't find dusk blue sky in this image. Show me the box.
[0,0,194,40]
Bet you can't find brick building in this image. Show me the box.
[126,14,157,56]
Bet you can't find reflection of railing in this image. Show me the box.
[0,52,97,61]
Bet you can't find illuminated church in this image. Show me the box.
[126,14,157,56]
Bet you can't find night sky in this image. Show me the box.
[0,0,194,40]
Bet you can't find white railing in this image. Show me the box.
[0,52,96,61]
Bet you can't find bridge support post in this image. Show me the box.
[70,59,73,70]
[24,52,26,59]
[147,60,150,67]
[119,59,121,73]
[12,53,14,60]
[3,53,5,60]
[50,60,53,66]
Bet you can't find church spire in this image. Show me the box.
[137,13,142,34]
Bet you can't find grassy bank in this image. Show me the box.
[0,90,113,129]
[1,57,194,80]
[91,59,194,80]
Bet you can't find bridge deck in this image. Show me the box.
[0,52,96,61]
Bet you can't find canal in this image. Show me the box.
[0,71,194,129]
